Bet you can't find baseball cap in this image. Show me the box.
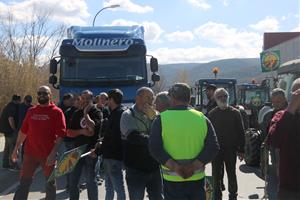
[205,84,217,91]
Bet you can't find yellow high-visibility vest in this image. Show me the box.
[161,109,207,182]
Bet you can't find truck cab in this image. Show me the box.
[277,58,300,100]
[194,78,237,113]
[49,25,159,103]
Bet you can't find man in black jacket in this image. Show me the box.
[100,89,126,200]
[0,94,21,170]
[208,88,245,200]
[120,87,162,200]
[67,90,102,200]
[205,84,217,115]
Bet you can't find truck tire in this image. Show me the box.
[244,128,261,166]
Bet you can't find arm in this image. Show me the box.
[149,116,172,164]
[120,111,149,146]
[11,131,27,162]
[196,118,220,165]
[268,110,295,148]
[67,129,92,137]
[236,110,245,153]
[46,137,64,166]
[84,105,96,133]
[8,117,17,131]
[46,110,67,166]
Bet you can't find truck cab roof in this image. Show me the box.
[67,25,144,40]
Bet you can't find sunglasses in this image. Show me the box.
[37,91,49,96]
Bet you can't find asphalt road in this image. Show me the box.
[0,135,278,199]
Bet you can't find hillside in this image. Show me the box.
[158,58,270,87]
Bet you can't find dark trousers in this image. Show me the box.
[125,167,163,200]
[69,156,98,200]
[2,133,17,167]
[278,188,300,200]
[163,178,206,200]
[13,154,56,200]
[212,149,238,200]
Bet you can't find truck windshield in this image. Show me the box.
[60,56,146,82]
[199,84,236,105]
[278,73,300,101]
[244,89,268,107]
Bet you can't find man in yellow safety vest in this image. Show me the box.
[149,82,220,200]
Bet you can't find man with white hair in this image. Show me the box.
[268,78,300,199]
[208,88,245,200]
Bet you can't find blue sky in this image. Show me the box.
[0,0,299,63]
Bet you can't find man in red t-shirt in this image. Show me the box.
[11,85,66,200]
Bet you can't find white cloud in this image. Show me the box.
[103,0,153,14]
[291,26,300,32]
[165,31,194,42]
[149,45,259,64]
[110,19,164,43]
[221,0,229,6]
[0,0,89,25]
[149,22,262,64]
[194,22,262,49]
[249,16,279,32]
[186,0,211,10]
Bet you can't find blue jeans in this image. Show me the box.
[69,156,98,200]
[163,178,205,200]
[125,167,163,200]
[103,159,126,200]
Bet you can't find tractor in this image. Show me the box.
[237,81,270,166]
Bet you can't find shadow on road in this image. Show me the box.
[239,164,263,179]
[240,164,278,200]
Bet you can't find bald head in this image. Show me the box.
[37,85,51,105]
[38,85,51,94]
[291,78,300,92]
[135,87,154,111]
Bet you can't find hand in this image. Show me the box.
[94,141,102,149]
[66,130,76,137]
[165,159,185,178]
[89,149,97,158]
[46,152,57,166]
[287,88,300,114]
[181,163,195,179]
[173,163,187,179]
[142,104,157,120]
[237,152,244,161]
[11,148,18,163]
[182,160,205,179]
[84,104,93,116]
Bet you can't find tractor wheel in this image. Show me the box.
[244,128,261,166]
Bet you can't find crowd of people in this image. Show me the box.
[0,78,299,200]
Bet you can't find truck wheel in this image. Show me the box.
[244,128,261,166]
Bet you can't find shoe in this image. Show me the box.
[221,183,226,191]
[8,165,20,172]
[79,183,87,190]
[2,164,10,169]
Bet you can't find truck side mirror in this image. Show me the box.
[151,73,160,82]
[50,59,58,74]
[49,75,58,85]
[150,57,158,72]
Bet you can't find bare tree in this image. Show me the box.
[0,7,66,110]
[0,8,66,66]
[174,69,190,84]
[152,74,167,94]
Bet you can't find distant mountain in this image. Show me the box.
[158,58,270,87]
